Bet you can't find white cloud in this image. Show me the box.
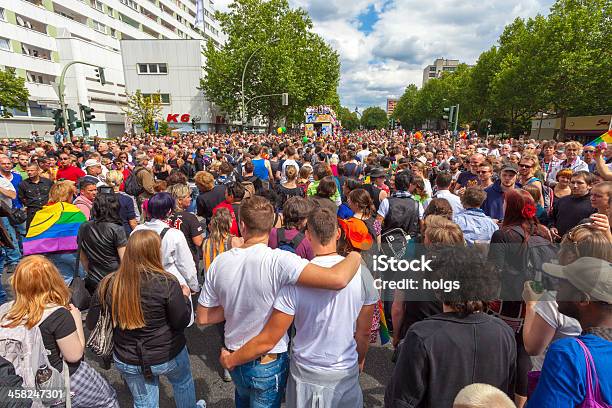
[213,0,554,110]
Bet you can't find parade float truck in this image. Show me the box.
[304,106,338,137]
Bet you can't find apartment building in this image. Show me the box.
[0,0,221,138]
[421,58,459,87]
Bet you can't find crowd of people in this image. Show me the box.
[0,129,610,408]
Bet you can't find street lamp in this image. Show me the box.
[241,37,280,128]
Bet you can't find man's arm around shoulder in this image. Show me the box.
[296,251,361,290]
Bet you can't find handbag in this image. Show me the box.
[69,249,91,310]
[0,201,27,227]
[86,304,114,358]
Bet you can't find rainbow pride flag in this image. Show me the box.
[586,129,612,147]
[23,202,87,255]
[378,300,391,345]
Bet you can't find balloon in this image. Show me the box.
[281,127,286,132]
[277,127,283,134]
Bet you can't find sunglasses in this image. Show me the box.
[519,164,533,169]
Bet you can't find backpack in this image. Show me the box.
[276,228,305,254]
[124,168,146,197]
[0,303,70,407]
[510,226,559,288]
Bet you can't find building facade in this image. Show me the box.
[0,0,221,138]
[530,114,612,142]
[120,38,226,133]
[422,58,459,86]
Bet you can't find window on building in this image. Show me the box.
[0,37,10,51]
[120,0,138,10]
[107,6,114,16]
[0,7,5,21]
[429,66,436,72]
[142,93,170,104]
[137,63,167,74]
[429,73,436,78]
[92,0,103,11]
[110,28,117,37]
[92,20,107,33]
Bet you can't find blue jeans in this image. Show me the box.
[1,217,21,266]
[230,352,288,408]
[114,346,197,408]
[47,252,84,286]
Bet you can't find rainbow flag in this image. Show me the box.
[378,300,391,345]
[23,202,87,255]
[586,129,612,147]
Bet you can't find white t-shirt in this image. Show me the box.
[378,196,425,219]
[531,293,582,370]
[198,243,309,353]
[273,255,379,371]
[0,177,15,208]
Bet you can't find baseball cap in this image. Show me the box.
[369,167,386,178]
[543,257,612,303]
[500,164,518,174]
[83,159,101,169]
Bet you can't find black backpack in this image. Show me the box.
[124,168,146,197]
[276,228,305,254]
[510,226,559,288]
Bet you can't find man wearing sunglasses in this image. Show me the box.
[56,154,85,183]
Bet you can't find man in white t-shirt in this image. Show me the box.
[196,197,361,407]
[219,208,378,407]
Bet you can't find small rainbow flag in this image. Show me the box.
[378,300,391,345]
[586,129,612,147]
[23,202,87,255]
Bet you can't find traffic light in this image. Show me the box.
[52,109,64,131]
[66,108,78,132]
[442,107,450,120]
[81,105,95,122]
[95,67,106,85]
[281,93,288,106]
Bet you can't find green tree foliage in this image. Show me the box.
[393,0,610,136]
[360,107,388,130]
[201,0,341,132]
[123,90,163,134]
[158,120,171,136]
[0,69,29,118]
[393,84,419,130]
[338,106,360,131]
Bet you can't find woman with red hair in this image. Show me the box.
[487,188,553,408]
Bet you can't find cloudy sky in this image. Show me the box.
[214,0,555,111]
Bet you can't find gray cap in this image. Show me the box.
[543,257,612,303]
[500,164,518,174]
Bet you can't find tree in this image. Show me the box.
[338,106,360,131]
[122,90,162,134]
[0,69,29,118]
[535,0,611,138]
[360,107,388,130]
[201,0,340,132]
[393,84,419,130]
[158,120,171,136]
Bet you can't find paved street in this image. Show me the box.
[86,323,394,408]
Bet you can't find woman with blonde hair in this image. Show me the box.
[453,383,515,408]
[1,255,118,407]
[106,169,139,236]
[201,208,242,382]
[23,180,86,284]
[86,230,203,407]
